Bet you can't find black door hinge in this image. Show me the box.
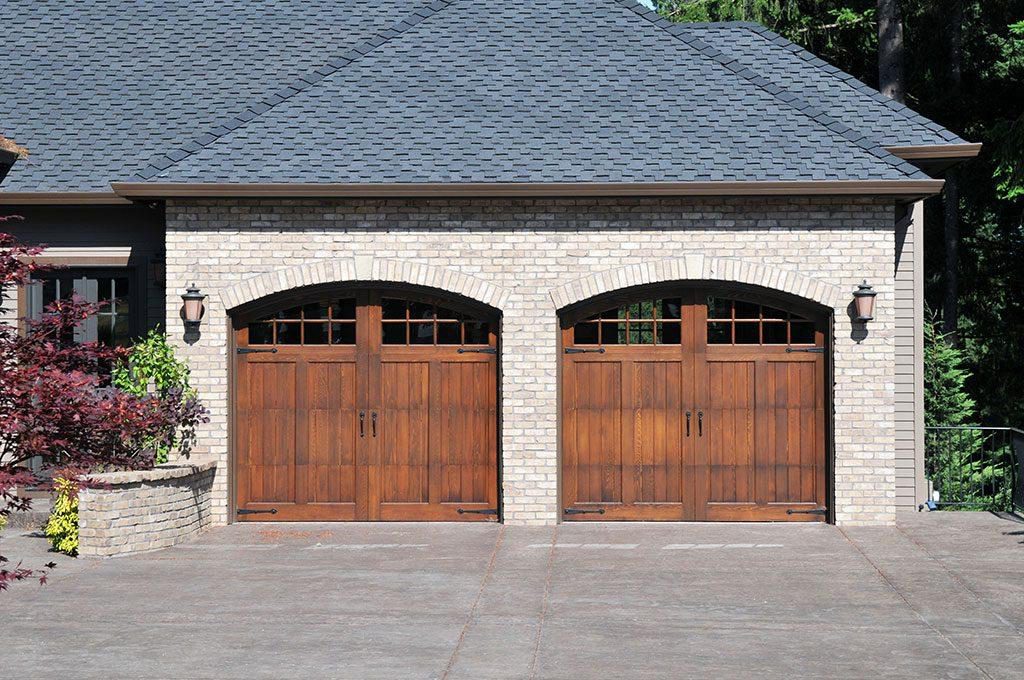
[457,508,498,515]
[564,348,606,354]
[786,507,827,516]
[237,347,279,355]
[457,348,497,354]
[237,508,278,516]
[785,347,825,354]
[564,507,606,515]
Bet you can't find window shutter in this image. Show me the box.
[25,281,43,320]
[72,277,98,343]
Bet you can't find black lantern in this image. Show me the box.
[180,284,207,343]
[853,281,877,322]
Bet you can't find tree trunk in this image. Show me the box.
[877,0,905,102]
[942,171,960,338]
[942,0,963,340]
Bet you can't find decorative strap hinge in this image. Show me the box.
[457,508,498,515]
[785,347,825,354]
[457,348,497,354]
[237,508,278,516]
[237,347,279,355]
[564,507,606,515]
[785,507,827,516]
[564,348,606,354]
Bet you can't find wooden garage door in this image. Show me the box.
[561,289,828,521]
[235,290,498,521]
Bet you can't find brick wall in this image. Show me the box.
[78,463,215,557]
[165,196,897,526]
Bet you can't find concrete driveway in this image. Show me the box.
[2,513,1022,679]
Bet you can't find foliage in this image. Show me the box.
[0,229,208,590]
[112,328,201,464]
[923,313,976,428]
[923,312,1014,510]
[44,478,79,556]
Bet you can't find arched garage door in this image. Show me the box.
[561,286,828,522]
[233,287,499,522]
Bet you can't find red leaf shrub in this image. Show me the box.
[0,226,208,590]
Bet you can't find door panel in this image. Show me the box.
[633,361,684,505]
[378,361,430,505]
[704,360,756,506]
[302,360,359,517]
[234,289,499,522]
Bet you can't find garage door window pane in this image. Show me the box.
[464,322,490,345]
[574,322,599,344]
[248,323,274,344]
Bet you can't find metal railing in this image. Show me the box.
[924,426,1024,513]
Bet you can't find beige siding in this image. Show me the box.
[894,200,925,510]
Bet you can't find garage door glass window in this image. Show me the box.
[381,297,491,346]
[247,298,356,345]
[571,298,683,345]
[706,296,816,345]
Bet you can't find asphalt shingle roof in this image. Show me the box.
[2,0,958,192]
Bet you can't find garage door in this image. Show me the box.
[561,288,828,521]
[234,289,498,521]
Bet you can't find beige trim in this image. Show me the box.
[885,143,982,160]
[111,180,945,200]
[23,246,133,266]
[0,192,131,205]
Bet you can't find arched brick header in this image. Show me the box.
[220,257,512,311]
[549,256,845,310]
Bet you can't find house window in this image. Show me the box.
[26,269,135,346]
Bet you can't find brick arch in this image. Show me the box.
[221,256,512,311]
[548,255,845,311]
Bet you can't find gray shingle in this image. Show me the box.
[1,0,951,192]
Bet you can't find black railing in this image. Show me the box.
[924,426,1024,513]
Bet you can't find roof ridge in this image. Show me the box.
[734,23,962,145]
[614,0,926,178]
[133,0,458,181]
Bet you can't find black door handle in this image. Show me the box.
[698,411,704,437]
[685,411,691,437]
[371,411,377,437]
[359,411,365,438]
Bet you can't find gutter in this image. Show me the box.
[110,180,946,201]
[884,143,982,161]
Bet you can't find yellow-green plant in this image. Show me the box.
[112,328,197,464]
[44,478,79,556]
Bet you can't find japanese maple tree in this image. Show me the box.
[0,222,206,590]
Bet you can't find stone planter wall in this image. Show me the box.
[78,462,215,558]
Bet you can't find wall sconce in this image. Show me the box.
[180,284,207,344]
[853,280,877,322]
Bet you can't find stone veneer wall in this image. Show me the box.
[165,196,897,526]
[78,463,215,557]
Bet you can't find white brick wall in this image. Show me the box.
[166,196,896,526]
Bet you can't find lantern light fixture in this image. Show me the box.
[180,284,207,343]
[853,280,877,323]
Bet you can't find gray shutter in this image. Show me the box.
[25,281,43,320]
[72,277,98,343]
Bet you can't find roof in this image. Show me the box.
[1,0,968,198]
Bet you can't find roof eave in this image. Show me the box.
[0,191,131,205]
[885,143,982,161]
[110,180,945,201]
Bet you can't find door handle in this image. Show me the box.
[371,411,377,438]
[698,411,704,437]
[685,411,691,437]
[359,411,365,438]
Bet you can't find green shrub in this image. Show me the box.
[112,328,196,464]
[44,478,79,556]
